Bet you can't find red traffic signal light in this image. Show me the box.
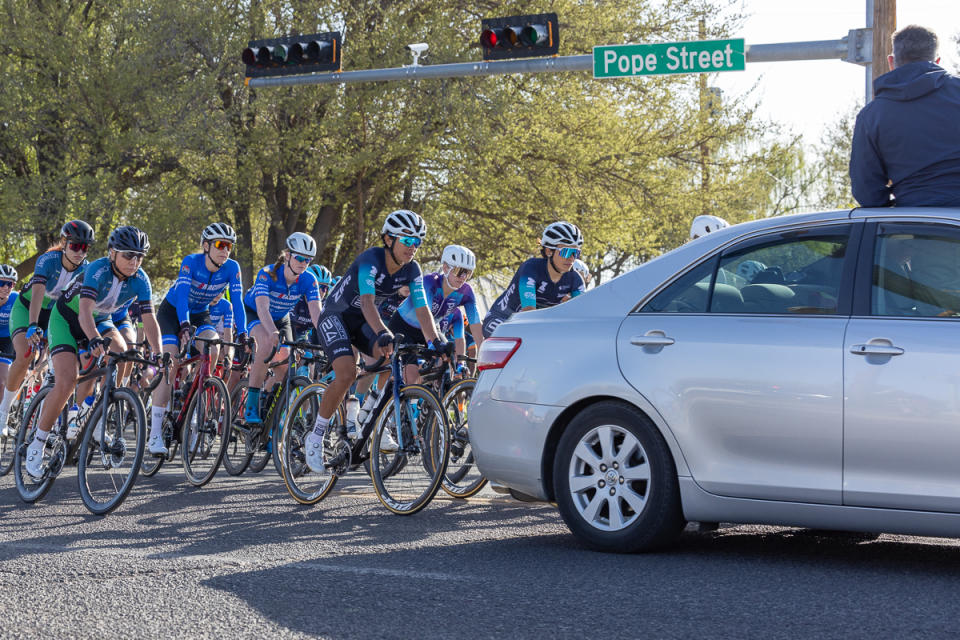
[243,32,341,78]
[480,13,558,61]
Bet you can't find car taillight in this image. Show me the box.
[476,337,521,371]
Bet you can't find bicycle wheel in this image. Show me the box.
[181,376,230,487]
[280,383,344,505]
[0,386,27,476]
[77,387,146,515]
[440,378,488,499]
[13,386,57,503]
[271,375,312,477]
[223,380,253,475]
[370,384,449,515]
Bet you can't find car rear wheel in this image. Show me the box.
[553,402,684,552]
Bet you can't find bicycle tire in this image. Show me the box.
[13,386,57,503]
[271,375,312,477]
[223,380,254,475]
[181,376,230,487]
[0,386,27,476]
[280,383,343,505]
[77,387,146,515]
[439,378,487,499]
[370,384,449,515]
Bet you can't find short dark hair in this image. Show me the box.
[892,25,938,66]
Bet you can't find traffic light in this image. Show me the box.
[242,32,341,78]
[480,13,559,61]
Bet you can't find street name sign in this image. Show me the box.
[593,38,745,78]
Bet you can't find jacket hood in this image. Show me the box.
[874,61,948,101]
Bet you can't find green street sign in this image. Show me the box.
[593,38,745,78]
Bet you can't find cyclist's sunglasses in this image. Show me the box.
[451,267,473,279]
[557,247,581,259]
[0,281,14,289]
[292,253,312,264]
[211,240,233,251]
[118,251,144,261]
[394,235,422,248]
[67,242,89,253]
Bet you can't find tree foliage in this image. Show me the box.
[1,0,812,291]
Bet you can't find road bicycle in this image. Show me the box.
[14,339,164,514]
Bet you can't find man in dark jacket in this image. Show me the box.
[850,25,960,207]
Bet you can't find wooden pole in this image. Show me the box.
[873,0,896,80]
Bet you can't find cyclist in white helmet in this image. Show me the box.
[572,259,592,287]
[240,231,323,425]
[482,221,587,338]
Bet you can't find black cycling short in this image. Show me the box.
[316,311,378,362]
[244,304,293,344]
[387,313,426,367]
[157,299,212,347]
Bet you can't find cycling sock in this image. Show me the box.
[0,390,12,416]
[311,414,329,438]
[35,429,49,442]
[150,405,167,439]
[244,388,261,422]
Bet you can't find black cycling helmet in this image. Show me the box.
[61,220,95,245]
[108,226,150,253]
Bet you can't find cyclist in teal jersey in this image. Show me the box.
[24,226,163,478]
[0,220,94,432]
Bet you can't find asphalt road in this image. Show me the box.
[1,467,959,639]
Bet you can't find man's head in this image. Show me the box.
[889,25,939,70]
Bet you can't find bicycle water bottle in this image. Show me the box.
[345,396,360,436]
[66,403,80,438]
[356,388,380,426]
[78,395,94,423]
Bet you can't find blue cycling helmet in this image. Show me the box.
[308,264,334,286]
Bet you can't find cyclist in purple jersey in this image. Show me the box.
[304,209,447,473]
[0,265,19,431]
[391,244,484,383]
[482,221,586,338]
[241,232,322,424]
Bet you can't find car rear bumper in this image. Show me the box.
[469,386,560,501]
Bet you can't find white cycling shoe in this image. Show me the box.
[148,435,169,457]
[378,429,399,453]
[304,432,328,475]
[25,442,46,479]
[0,409,11,438]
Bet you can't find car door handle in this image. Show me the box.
[850,344,904,356]
[631,334,675,347]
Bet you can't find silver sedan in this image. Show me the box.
[470,207,960,552]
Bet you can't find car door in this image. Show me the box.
[617,223,859,504]
[844,220,960,512]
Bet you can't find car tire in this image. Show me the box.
[553,401,685,552]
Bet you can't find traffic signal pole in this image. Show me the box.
[246,29,871,89]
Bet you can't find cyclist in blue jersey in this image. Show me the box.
[303,209,447,473]
[0,220,94,432]
[25,226,162,478]
[390,244,483,383]
[0,265,19,431]
[290,264,334,376]
[148,223,245,455]
[482,221,586,338]
[241,232,322,424]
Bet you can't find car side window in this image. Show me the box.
[640,227,851,315]
[872,223,960,318]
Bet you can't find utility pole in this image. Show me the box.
[866,0,897,102]
[698,19,710,198]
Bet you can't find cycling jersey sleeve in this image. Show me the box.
[251,267,271,300]
[517,262,539,309]
[135,270,154,314]
[357,260,378,297]
[449,309,464,340]
[301,271,320,302]
[30,251,58,288]
[228,262,246,332]
[222,300,235,330]
[173,255,193,324]
[570,272,586,298]
[79,263,101,301]
[407,262,428,309]
[460,286,481,325]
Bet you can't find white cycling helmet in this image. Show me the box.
[572,259,590,282]
[541,221,584,249]
[382,209,427,240]
[737,259,767,282]
[201,222,237,244]
[0,264,16,281]
[441,245,476,271]
[286,232,317,258]
[690,215,729,240]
